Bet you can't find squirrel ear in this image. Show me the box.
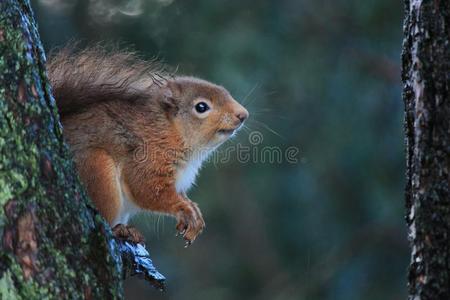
[160,80,182,113]
[160,86,178,113]
[166,80,182,98]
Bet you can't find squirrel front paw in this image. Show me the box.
[176,200,205,246]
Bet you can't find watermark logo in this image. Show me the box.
[133,130,300,165]
[249,131,264,145]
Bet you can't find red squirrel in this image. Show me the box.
[47,47,248,245]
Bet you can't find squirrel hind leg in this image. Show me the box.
[112,224,145,244]
[77,149,122,225]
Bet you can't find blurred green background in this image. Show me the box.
[32,0,407,299]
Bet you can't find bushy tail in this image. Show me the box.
[47,45,168,116]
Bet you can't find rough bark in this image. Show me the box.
[402,1,450,299]
[0,0,164,298]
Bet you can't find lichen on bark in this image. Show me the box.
[0,0,123,298]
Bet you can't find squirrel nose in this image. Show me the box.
[236,109,249,123]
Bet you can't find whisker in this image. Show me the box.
[153,214,157,237]
[155,214,159,239]
[242,82,259,106]
[249,119,285,140]
[241,125,252,134]
[250,108,273,112]
[244,90,278,108]
[156,213,162,240]
[242,123,256,132]
[250,112,291,120]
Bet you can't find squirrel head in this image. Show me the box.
[161,76,249,151]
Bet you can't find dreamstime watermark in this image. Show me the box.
[133,130,300,164]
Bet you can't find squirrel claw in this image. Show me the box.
[176,224,187,237]
[175,200,205,246]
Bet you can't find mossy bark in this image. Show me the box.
[0,0,123,298]
[402,1,450,299]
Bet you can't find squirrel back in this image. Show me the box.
[47,46,167,116]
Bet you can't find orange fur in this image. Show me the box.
[76,149,120,224]
[48,47,248,243]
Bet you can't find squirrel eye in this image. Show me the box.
[195,102,210,113]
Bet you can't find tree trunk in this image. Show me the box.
[0,1,125,298]
[402,1,450,299]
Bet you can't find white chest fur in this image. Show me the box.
[112,165,141,226]
[112,149,213,226]
[175,149,213,194]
